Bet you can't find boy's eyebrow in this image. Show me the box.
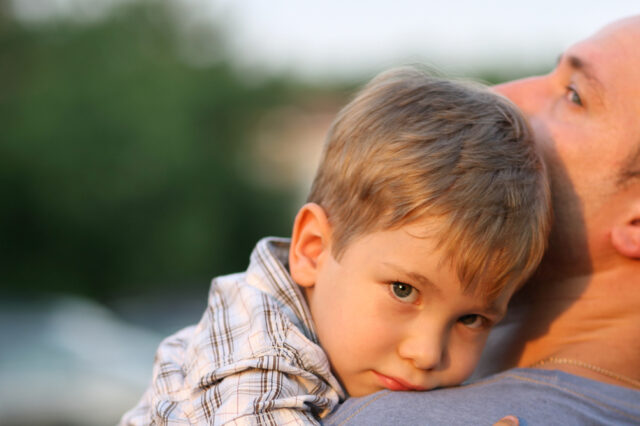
[381,262,442,296]
[383,262,509,319]
[481,302,507,319]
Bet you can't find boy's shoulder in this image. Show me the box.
[190,236,325,367]
[120,238,344,425]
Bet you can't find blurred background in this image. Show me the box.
[1,0,637,423]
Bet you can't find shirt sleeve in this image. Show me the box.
[119,275,341,425]
[120,335,328,425]
[196,366,325,425]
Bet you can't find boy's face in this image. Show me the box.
[302,219,517,397]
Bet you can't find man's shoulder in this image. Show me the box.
[323,368,640,425]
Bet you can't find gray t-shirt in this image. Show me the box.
[323,368,640,425]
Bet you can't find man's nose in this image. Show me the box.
[492,75,547,117]
[397,330,446,371]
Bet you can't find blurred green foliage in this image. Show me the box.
[0,0,549,303]
[0,0,314,300]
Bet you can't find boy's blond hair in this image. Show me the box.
[308,67,551,299]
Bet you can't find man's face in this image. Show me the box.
[493,16,640,273]
[304,221,514,397]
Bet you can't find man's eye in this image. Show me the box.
[565,85,583,106]
[458,314,486,329]
[390,282,418,303]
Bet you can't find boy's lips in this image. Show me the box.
[372,371,427,391]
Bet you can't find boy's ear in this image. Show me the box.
[289,203,333,288]
[611,201,640,259]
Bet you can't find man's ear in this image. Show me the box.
[289,203,333,288]
[611,201,640,259]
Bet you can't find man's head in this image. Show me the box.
[494,15,640,279]
[288,68,551,395]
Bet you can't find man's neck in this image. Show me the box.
[502,264,640,387]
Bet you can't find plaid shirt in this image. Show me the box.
[120,237,345,425]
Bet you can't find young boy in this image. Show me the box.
[120,67,551,425]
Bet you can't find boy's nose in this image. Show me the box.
[397,331,445,371]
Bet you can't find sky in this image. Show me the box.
[12,0,640,80]
[201,0,639,79]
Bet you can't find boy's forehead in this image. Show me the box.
[404,218,523,304]
[395,214,449,239]
[346,216,518,310]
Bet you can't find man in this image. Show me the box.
[324,15,640,425]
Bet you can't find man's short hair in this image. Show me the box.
[308,67,551,298]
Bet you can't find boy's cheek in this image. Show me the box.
[447,333,489,383]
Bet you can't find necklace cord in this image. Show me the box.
[531,357,640,389]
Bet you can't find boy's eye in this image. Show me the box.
[390,282,418,303]
[458,314,486,329]
[565,85,583,106]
